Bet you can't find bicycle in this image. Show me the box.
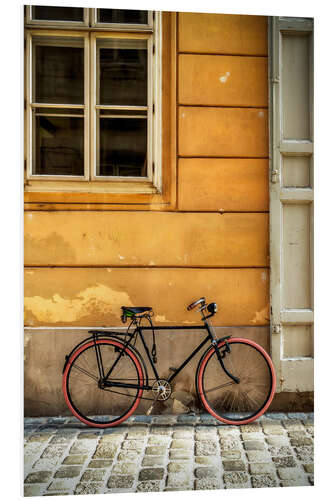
[62,297,276,428]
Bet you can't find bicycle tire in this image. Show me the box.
[63,338,144,427]
[197,338,276,425]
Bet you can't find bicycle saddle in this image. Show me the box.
[121,306,152,315]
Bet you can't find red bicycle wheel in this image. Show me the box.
[197,338,276,425]
[63,339,144,427]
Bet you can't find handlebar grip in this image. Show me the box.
[187,297,205,311]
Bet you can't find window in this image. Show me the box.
[25,7,162,194]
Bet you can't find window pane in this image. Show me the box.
[98,118,147,177]
[97,9,148,25]
[33,39,84,105]
[34,116,84,176]
[32,6,84,22]
[98,39,147,106]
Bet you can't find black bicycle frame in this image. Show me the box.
[102,321,238,391]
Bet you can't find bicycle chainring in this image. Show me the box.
[152,379,172,401]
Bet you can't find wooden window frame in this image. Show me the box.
[24,10,174,208]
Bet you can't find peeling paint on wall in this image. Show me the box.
[24,284,133,324]
[250,304,270,324]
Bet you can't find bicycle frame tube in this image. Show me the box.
[101,321,238,392]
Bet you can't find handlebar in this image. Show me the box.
[187,297,206,311]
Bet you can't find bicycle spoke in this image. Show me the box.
[71,363,99,382]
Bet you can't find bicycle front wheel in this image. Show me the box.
[63,339,144,427]
[197,338,276,425]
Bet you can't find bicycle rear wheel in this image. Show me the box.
[63,339,144,427]
[197,338,276,425]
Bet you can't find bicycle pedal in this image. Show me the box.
[169,366,177,372]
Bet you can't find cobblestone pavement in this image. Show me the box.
[24,412,314,496]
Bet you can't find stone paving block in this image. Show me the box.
[99,434,123,445]
[195,466,218,478]
[289,436,313,446]
[288,430,307,439]
[81,469,106,481]
[283,420,304,431]
[173,430,194,439]
[103,426,127,435]
[167,472,191,487]
[170,439,193,450]
[262,425,285,436]
[177,414,197,424]
[308,474,314,485]
[169,450,193,460]
[150,426,173,435]
[217,426,239,435]
[195,431,217,441]
[265,436,289,446]
[148,435,171,445]
[251,473,277,488]
[249,463,275,474]
[287,412,308,420]
[223,460,246,472]
[136,480,161,491]
[54,466,82,478]
[243,440,265,451]
[168,462,191,473]
[75,482,103,494]
[223,471,248,485]
[107,475,135,489]
[62,454,87,465]
[139,467,164,481]
[241,432,264,441]
[265,413,288,419]
[195,478,220,490]
[25,471,53,483]
[246,450,271,462]
[117,451,140,462]
[112,462,137,475]
[220,438,241,451]
[221,450,241,459]
[268,445,293,457]
[195,456,217,465]
[93,443,118,458]
[195,440,217,456]
[28,433,52,443]
[240,424,261,433]
[277,467,307,480]
[142,456,165,467]
[24,484,45,496]
[47,479,73,491]
[133,415,152,423]
[77,432,100,440]
[70,442,95,455]
[88,459,113,468]
[122,440,145,451]
[304,463,314,473]
[199,414,217,425]
[127,427,149,439]
[152,416,177,425]
[41,445,67,460]
[272,456,297,467]
[145,446,168,455]
[280,478,310,487]
[49,435,73,445]
[33,458,64,470]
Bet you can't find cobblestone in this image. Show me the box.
[23,412,314,495]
